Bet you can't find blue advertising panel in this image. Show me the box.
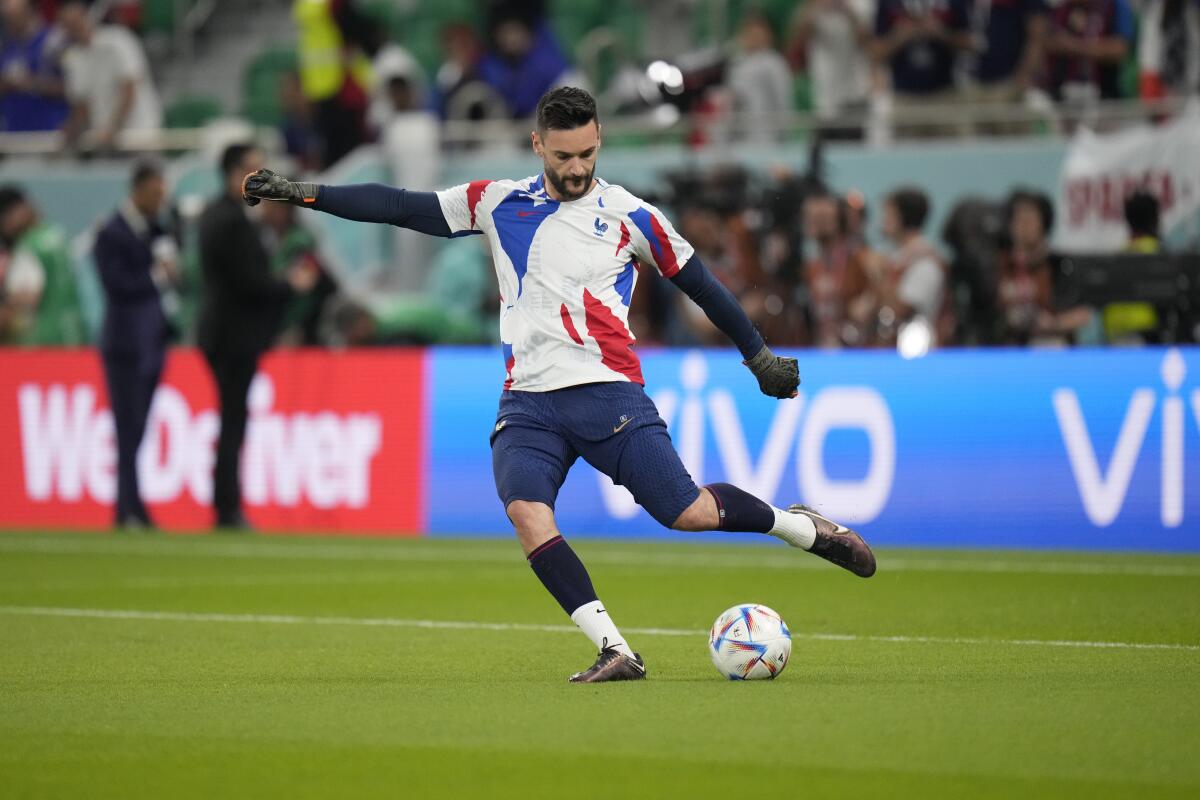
[428,346,1200,551]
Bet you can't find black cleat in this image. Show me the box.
[568,647,647,683]
[787,504,877,578]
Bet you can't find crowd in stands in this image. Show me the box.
[275,0,1200,155]
[3,0,1196,156]
[0,0,160,150]
[624,167,1189,351]
[0,151,1189,352]
[0,0,1196,353]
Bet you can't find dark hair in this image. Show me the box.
[0,184,27,217]
[1124,190,1160,237]
[220,142,257,178]
[130,158,163,190]
[1005,188,1054,234]
[887,187,929,231]
[535,87,597,132]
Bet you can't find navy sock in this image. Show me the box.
[704,483,775,533]
[527,535,599,616]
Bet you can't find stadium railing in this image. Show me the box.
[0,97,1191,157]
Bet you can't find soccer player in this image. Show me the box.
[242,87,876,683]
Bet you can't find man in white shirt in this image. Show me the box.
[57,0,162,152]
[789,0,876,138]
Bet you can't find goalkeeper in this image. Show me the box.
[244,87,876,684]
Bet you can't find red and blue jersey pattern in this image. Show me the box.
[437,175,695,392]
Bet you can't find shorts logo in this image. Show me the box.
[612,414,632,433]
[593,218,609,237]
[495,419,507,432]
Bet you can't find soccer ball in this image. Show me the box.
[709,604,792,680]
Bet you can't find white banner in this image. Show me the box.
[1056,104,1200,253]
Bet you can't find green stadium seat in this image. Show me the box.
[241,47,299,127]
[163,94,223,129]
[142,0,195,35]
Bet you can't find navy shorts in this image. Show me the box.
[490,381,701,528]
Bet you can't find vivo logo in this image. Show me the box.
[1054,349,1199,528]
[597,352,895,524]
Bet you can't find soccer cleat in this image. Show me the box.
[787,504,877,578]
[568,647,647,683]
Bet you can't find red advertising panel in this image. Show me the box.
[0,348,426,535]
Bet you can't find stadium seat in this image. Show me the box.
[240,47,299,127]
[142,0,195,35]
[163,94,223,129]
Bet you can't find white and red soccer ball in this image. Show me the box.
[709,604,792,680]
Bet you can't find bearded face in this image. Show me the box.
[533,121,600,202]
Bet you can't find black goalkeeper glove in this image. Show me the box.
[744,345,800,399]
[241,168,319,207]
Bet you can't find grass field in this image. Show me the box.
[0,531,1198,799]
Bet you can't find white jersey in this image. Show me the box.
[437,174,695,392]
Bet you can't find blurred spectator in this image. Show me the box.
[1137,0,1200,101]
[801,189,872,347]
[477,4,569,118]
[787,0,874,140]
[1004,189,1096,344]
[994,190,1055,343]
[260,200,336,346]
[1044,0,1134,106]
[57,0,161,153]
[727,12,794,143]
[279,70,320,171]
[630,0,701,61]
[197,144,318,529]
[293,0,371,168]
[941,195,1004,343]
[365,33,427,135]
[0,184,85,344]
[434,22,487,120]
[0,0,68,132]
[1099,190,1163,343]
[844,188,870,249]
[676,201,764,345]
[1124,190,1162,253]
[378,72,440,292]
[865,187,951,346]
[873,0,973,135]
[107,0,142,29]
[93,160,177,530]
[963,0,1049,134]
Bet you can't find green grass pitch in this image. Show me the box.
[1,532,1198,799]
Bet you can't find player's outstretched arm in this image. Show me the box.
[241,169,453,237]
[669,256,799,399]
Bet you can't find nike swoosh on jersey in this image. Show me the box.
[517,210,548,218]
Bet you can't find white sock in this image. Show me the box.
[571,600,635,658]
[768,506,817,550]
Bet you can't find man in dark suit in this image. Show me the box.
[198,143,316,529]
[93,159,178,529]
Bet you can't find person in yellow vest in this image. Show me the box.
[1104,190,1162,343]
[293,0,374,167]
